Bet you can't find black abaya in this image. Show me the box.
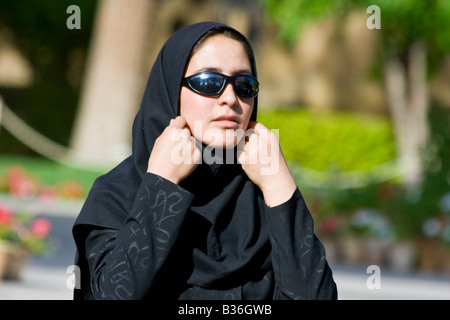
[72,21,337,300]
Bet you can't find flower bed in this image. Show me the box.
[313,188,450,274]
[0,163,85,280]
[0,205,52,257]
[0,165,84,201]
[0,204,52,280]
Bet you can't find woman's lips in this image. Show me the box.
[212,115,240,128]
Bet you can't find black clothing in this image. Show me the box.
[72,21,337,300]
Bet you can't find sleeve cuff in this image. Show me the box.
[264,187,301,214]
[142,172,195,200]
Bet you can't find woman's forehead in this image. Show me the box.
[186,35,252,74]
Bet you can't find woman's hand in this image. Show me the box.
[147,116,201,185]
[237,121,297,207]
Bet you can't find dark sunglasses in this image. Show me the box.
[182,72,259,98]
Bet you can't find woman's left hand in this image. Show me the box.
[237,121,297,207]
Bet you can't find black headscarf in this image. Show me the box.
[73,21,269,298]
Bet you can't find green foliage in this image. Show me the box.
[0,83,79,155]
[387,104,450,240]
[0,0,97,154]
[0,0,97,83]
[368,0,450,62]
[310,104,450,241]
[259,0,348,45]
[258,108,396,172]
[260,0,450,69]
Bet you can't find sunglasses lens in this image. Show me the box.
[186,73,259,98]
[234,76,259,98]
[190,74,224,96]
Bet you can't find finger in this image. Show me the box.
[170,116,187,129]
[173,116,195,137]
[236,135,253,165]
[236,147,246,165]
[236,129,251,153]
[193,144,202,164]
[190,136,202,164]
[180,127,191,137]
[194,137,203,151]
[247,121,269,134]
[246,121,257,130]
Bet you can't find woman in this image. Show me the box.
[72,21,337,300]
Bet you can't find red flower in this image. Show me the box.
[319,216,341,234]
[0,206,13,226]
[377,184,397,201]
[31,218,52,238]
[7,165,38,198]
[38,186,59,202]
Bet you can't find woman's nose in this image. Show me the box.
[218,82,238,107]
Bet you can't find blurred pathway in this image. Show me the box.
[330,262,450,300]
[1,260,450,300]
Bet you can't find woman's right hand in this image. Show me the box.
[147,116,201,185]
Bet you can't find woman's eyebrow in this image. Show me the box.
[193,67,252,75]
[232,69,253,75]
[194,67,221,73]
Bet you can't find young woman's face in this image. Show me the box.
[180,34,255,149]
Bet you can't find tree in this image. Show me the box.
[260,0,450,190]
[70,0,155,166]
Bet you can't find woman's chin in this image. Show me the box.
[199,129,242,150]
[202,140,237,150]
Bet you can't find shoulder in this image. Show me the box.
[74,156,141,230]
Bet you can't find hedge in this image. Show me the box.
[257,108,397,172]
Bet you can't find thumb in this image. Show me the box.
[248,121,269,135]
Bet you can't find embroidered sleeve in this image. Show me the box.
[266,188,338,300]
[84,173,194,299]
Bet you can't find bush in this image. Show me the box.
[258,107,397,172]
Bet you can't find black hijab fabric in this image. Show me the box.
[73,21,268,297]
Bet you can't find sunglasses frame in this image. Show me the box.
[182,71,259,98]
